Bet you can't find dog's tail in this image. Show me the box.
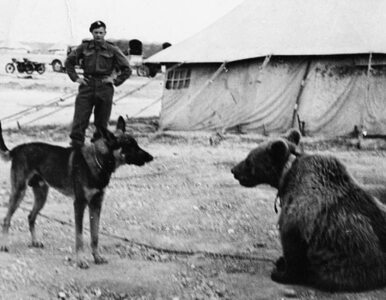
[0,122,11,161]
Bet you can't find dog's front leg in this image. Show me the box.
[74,197,89,269]
[1,184,27,252]
[89,190,108,265]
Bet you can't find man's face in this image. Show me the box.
[91,27,106,42]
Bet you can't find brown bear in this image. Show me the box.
[231,129,386,292]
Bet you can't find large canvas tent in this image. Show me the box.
[146,0,386,136]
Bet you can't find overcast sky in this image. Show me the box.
[0,0,244,45]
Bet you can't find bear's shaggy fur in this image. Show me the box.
[231,129,386,292]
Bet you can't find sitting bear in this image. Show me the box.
[231,129,386,292]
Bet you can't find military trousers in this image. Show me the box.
[70,79,114,145]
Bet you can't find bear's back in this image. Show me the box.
[280,153,386,261]
[284,154,354,193]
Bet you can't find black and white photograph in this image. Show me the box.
[1,0,386,299]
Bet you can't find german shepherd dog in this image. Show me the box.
[0,116,153,268]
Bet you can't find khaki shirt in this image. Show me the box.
[65,40,132,86]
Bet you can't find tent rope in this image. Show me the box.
[188,62,227,105]
[21,104,73,126]
[131,96,162,118]
[113,80,154,105]
[186,62,227,130]
[192,56,272,132]
[0,91,77,124]
[113,62,184,105]
[220,55,272,131]
[4,62,183,127]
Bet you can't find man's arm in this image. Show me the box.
[113,47,132,87]
[65,45,83,82]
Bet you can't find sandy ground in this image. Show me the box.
[0,53,386,299]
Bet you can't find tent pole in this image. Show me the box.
[362,52,373,128]
[259,55,271,72]
[355,52,372,148]
[291,60,312,131]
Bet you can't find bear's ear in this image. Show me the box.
[269,139,290,162]
[285,129,301,145]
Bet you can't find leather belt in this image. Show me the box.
[84,74,110,80]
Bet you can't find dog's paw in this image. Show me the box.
[94,254,108,265]
[0,245,9,252]
[29,241,44,248]
[77,259,90,269]
[76,252,90,269]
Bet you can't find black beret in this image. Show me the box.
[89,20,106,32]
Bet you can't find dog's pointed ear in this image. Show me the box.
[102,127,117,142]
[116,116,126,133]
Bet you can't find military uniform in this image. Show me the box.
[65,37,132,146]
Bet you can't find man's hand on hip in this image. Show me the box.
[76,78,89,86]
[102,77,114,85]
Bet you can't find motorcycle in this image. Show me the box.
[5,58,46,75]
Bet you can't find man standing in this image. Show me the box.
[65,20,132,147]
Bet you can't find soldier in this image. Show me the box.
[65,20,132,148]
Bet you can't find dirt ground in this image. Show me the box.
[1,57,386,299]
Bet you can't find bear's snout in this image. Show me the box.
[231,166,239,179]
[231,162,258,188]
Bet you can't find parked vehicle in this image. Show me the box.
[50,59,64,72]
[5,58,46,75]
[48,45,77,72]
[136,63,160,78]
